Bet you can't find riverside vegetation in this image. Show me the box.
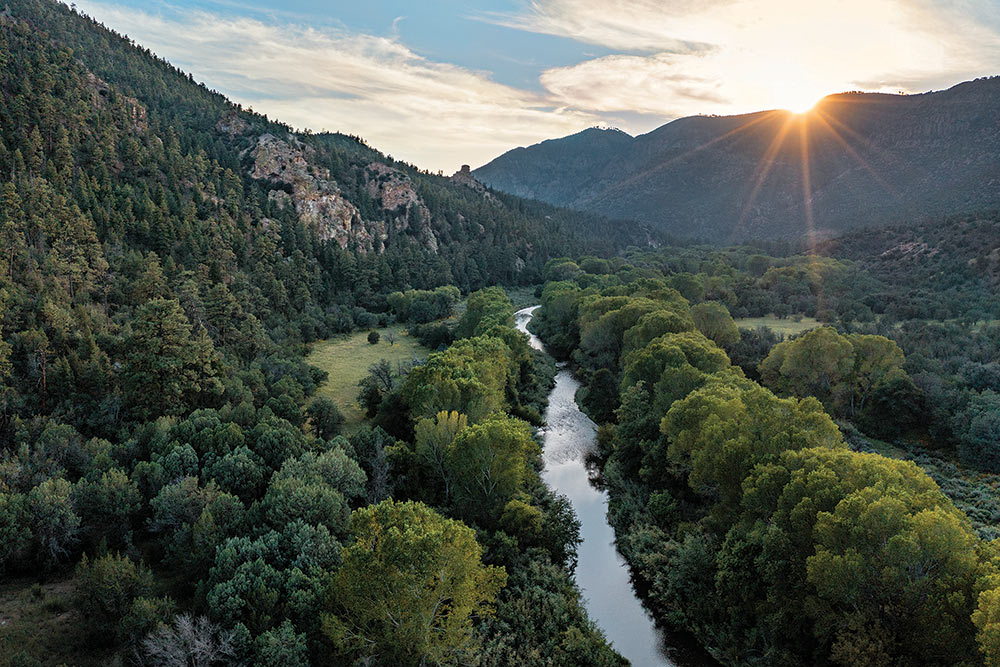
[2,0,1000,666]
[529,241,1000,666]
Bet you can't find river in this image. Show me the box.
[515,306,714,667]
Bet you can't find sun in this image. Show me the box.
[786,97,819,114]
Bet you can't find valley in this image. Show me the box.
[1,1,999,666]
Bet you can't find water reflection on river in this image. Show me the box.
[515,306,714,667]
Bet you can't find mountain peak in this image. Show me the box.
[475,77,1000,242]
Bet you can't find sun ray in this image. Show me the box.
[586,111,779,203]
[799,114,829,315]
[810,108,904,201]
[729,112,797,243]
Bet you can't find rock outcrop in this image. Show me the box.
[364,163,437,252]
[451,164,500,205]
[250,133,371,250]
[248,134,439,253]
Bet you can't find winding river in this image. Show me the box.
[516,306,713,667]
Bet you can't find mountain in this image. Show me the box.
[0,3,637,664]
[475,79,1000,243]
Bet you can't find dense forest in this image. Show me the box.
[3,0,1000,666]
[529,230,1000,665]
[0,1,651,664]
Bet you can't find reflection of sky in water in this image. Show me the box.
[516,307,676,666]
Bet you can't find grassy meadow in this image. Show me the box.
[735,314,822,336]
[306,324,430,430]
[0,576,114,667]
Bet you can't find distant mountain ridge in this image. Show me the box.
[475,78,1000,243]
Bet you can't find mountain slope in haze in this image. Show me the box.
[475,79,1000,243]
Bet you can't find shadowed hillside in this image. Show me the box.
[476,79,1000,243]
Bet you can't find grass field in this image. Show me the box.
[306,324,430,430]
[735,315,822,337]
[0,576,115,666]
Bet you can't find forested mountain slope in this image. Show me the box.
[475,79,1000,243]
[0,2,640,664]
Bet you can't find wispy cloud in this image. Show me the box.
[74,1,604,171]
[498,0,1000,115]
[72,0,1000,170]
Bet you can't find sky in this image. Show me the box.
[71,0,1000,173]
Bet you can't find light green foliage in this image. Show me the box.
[414,410,468,498]
[661,379,844,506]
[845,333,906,415]
[760,327,910,420]
[456,287,514,339]
[717,447,985,664]
[445,414,537,524]
[690,301,740,350]
[621,309,695,354]
[323,500,506,666]
[621,331,732,413]
[759,326,855,410]
[974,584,1000,666]
[73,552,154,645]
[403,336,513,422]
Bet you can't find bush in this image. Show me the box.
[74,552,154,646]
[367,330,380,345]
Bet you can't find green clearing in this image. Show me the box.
[0,576,114,666]
[735,315,822,336]
[306,324,431,430]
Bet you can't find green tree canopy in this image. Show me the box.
[323,499,506,666]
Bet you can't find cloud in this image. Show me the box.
[73,1,603,172]
[70,0,1000,169]
[505,0,1000,116]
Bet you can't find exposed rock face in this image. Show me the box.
[364,163,437,252]
[451,164,500,205]
[87,72,147,132]
[249,135,439,253]
[250,133,371,251]
[216,113,250,137]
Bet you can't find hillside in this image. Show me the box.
[0,2,638,664]
[817,211,1000,319]
[475,79,1000,243]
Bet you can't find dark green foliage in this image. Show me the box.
[954,391,1000,472]
[579,368,619,424]
[367,330,380,345]
[305,396,345,440]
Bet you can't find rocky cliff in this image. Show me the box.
[249,134,443,253]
